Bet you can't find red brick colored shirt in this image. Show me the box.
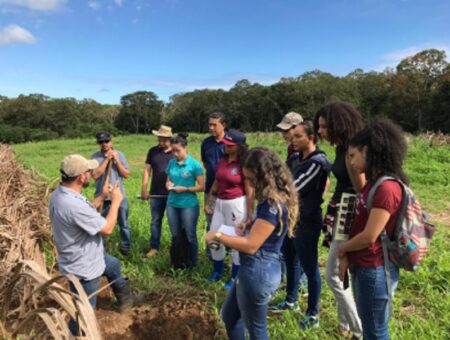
[215,158,245,200]
[348,179,403,268]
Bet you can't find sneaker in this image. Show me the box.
[207,272,222,282]
[120,249,130,256]
[145,248,158,258]
[299,315,319,329]
[268,300,300,313]
[338,327,351,338]
[224,278,235,290]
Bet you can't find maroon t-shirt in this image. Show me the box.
[215,158,245,200]
[348,180,403,268]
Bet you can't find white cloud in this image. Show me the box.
[113,0,122,6]
[374,43,450,71]
[0,24,36,45]
[88,0,100,10]
[0,0,66,11]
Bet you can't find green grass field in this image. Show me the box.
[12,133,450,339]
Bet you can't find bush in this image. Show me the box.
[0,125,58,144]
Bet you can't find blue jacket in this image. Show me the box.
[287,149,331,225]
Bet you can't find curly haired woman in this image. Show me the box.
[314,102,364,338]
[338,120,405,339]
[205,147,298,340]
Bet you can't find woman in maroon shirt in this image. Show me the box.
[205,129,254,288]
[338,120,406,340]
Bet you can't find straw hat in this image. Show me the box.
[152,125,173,137]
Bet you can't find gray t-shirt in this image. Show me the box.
[49,186,106,280]
[91,149,129,199]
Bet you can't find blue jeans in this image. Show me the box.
[68,253,127,335]
[352,263,400,340]
[222,250,281,340]
[166,205,200,267]
[102,198,131,253]
[281,235,307,303]
[295,226,322,316]
[149,197,168,249]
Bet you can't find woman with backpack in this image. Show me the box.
[204,129,254,288]
[166,133,205,268]
[338,120,404,339]
[313,102,364,338]
[205,147,298,340]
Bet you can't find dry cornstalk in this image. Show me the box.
[0,145,102,339]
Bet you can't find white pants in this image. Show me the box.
[210,196,247,265]
[325,240,362,336]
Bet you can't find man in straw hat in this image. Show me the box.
[141,125,174,257]
[49,155,142,335]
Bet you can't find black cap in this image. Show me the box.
[96,131,111,142]
[222,129,246,146]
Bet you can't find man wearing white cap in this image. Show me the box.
[270,111,307,312]
[49,154,141,334]
[141,125,174,257]
[276,111,304,160]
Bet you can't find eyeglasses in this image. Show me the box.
[97,140,111,145]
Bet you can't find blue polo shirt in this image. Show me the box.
[255,200,288,253]
[201,136,225,193]
[167,155,204,208]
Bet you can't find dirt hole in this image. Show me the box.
[95,280,224,340]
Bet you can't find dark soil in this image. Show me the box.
[95,278,225,340]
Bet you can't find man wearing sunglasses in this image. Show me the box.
[92,131,132,255]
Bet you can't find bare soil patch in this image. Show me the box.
[95,278,224,340]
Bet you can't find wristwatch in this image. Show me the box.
[214,231,223,242]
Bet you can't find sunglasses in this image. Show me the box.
[97,140,111,144]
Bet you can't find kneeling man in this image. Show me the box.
[49,155,140,334]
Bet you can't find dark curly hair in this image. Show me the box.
[243,147,299,237]
[349,119,409,184]
[313,101,364,147]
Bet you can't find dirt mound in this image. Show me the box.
[95,279,224,340]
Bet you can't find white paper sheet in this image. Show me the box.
[218,224,240,237]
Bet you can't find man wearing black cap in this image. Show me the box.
[92,131,132,255]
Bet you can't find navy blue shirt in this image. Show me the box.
[201,136,225,193]
[288,149,331,228]
[253,200,288,253]
[145,146,173,196]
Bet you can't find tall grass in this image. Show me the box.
[12,133,450,339]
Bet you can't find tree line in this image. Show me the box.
[0,49,449,143]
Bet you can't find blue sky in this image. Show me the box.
[0,0,449,104]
